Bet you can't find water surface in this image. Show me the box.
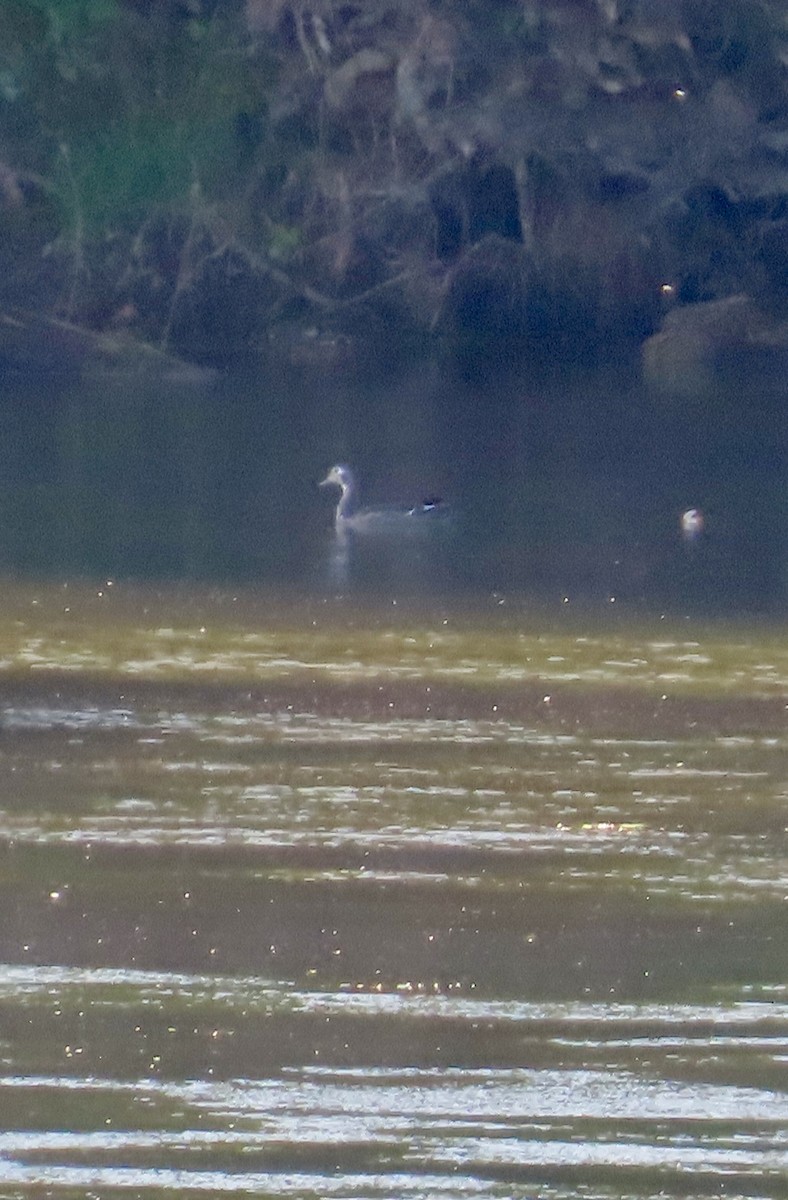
[0,580,785,1198]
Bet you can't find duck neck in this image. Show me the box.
[335,479,355,522]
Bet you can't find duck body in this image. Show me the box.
[319,464,449,532]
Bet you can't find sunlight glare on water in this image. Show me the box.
[0,581,786,1199]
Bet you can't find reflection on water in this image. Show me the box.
[1,363,785,613]
[1,957,787,1193]
[0,580,786,1197]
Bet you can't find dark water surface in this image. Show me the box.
[0,361,785,612]
[0,579,786,1198]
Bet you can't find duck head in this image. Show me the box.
[319,464,354,493]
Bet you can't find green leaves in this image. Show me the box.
[5,2,271,231]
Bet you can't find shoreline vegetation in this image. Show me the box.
[0,1,787,390]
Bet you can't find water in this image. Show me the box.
[0,579,786,1199]
[0,355,784,1195]
[1,361,785,611]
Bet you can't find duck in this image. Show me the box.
[680,507,704,541]
[319,464,449,530]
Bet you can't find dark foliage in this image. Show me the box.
[0,0,786,368]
